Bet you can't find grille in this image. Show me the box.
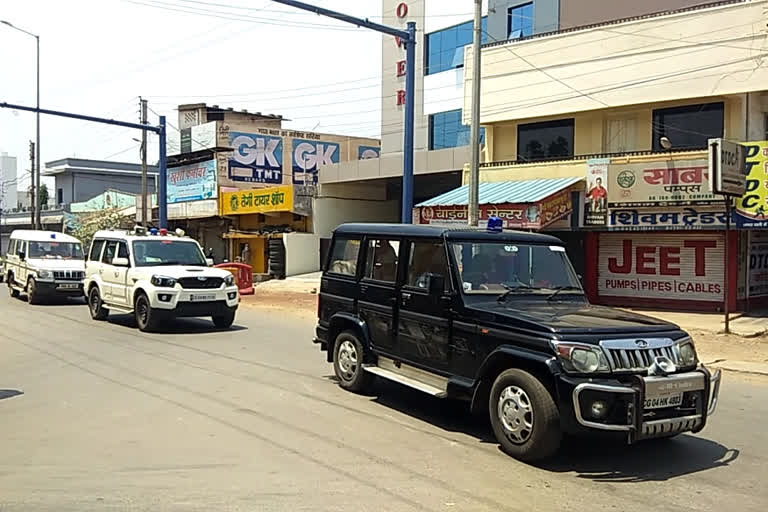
[54,270,85,281]
[178,277,223,289]
[600,338,680,372]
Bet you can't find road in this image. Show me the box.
[1,292,766,512]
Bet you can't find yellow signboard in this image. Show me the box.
[220,186,293,216]
[735,141,768,227]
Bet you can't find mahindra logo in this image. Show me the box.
[635,339,649,348]
[197,277,207,281]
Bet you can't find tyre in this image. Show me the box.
[212,309,236,329]
[88,286,109,320]
[26,277,41,305]
[135,293,163,332]
[333,330,372,393]
[489,369,561,462]
[8,274,19,298]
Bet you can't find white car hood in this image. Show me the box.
[137,265,233,280]
[29,258,86,271]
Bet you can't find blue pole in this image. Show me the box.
[158,115,168,229]
[402,21,416,224]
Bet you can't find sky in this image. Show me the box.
[0,0,385,190]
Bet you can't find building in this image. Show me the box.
[1,152,18,212]
[459,0,768,311]
[43,158,158,207]
[164,103,382,276]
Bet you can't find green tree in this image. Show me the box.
[28,184,50,208]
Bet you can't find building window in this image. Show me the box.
[429,109,485,150]
[57,188,63,205]
[508,2,534,39]
[652,102,724,151]
[425,17,488,75]
[517,119,575,161]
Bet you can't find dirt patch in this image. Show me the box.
[689,329,768,365]
[240,291,316,320]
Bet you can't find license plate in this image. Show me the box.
[58,283,79,289]
[189,294,216,302]
[644,394,683,409]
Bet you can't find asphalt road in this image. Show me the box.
[1,292,766,512]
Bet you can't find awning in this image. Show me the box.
[415,177,583,230]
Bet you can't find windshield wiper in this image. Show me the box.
[497,283,535,302]
[546,286,584,301]
[151,261,182,266]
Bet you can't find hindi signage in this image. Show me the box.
[167,159,217,204]
[734,141,768,228]
[608,159,715,206]
[219,185,293,216]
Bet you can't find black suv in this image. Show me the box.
[314,224,722,461]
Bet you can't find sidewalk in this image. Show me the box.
[622,308,768,338]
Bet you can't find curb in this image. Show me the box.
[705,359,768,377]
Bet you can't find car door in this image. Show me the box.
[100,240,119,301]
[110,240,131,306]
[86,238,106,285]
[397,239,453,372]
[358,237,401,355]
[16,240,28,285]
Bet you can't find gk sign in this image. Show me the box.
[228,132,283,184]
[292,138,340,184]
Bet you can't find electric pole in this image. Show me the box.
[468,0,482,227]
[140,97,148,227]
[29,141,36,228]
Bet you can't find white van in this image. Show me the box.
[5,230,86,304]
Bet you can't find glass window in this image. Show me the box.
[8,239,16,255]
[426,17,488,75]
[429,109,485,150]
[363,239,400,283]
[28,241,83,260]
[132,240,207,267]
[652,102,724,151]
[517,119,575,161]
[102,241,118,264]
[508,3,534,39]
[328,238,361,276]
[117,241,129,259]
[89,239,105,261]
[406,241,450,291]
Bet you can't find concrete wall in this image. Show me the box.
[313,196,399,239]
[560,0,706,30]
[283,232,321,277]
[55,173,157,205]
[487,0,560,42]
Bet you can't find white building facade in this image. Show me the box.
[0,152,18,212]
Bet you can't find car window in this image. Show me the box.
[117,241,129,260]
[132,240,207,267]
[89,239,105,262]
[328,238,361,276]
[406,241,450,291]
[102,241,118,264]
[16,241,25,255]
[8,239,16,255]
[363,239,400,283]
[28,241,83,259]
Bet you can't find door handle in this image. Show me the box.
[400,292,411,306]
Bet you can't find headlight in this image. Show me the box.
[37,269,52,279]
[224,274,235,286]
[676,337,698,366]
[551,341,611,374]
[151,275,177,288]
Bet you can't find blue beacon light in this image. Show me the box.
[487,216,503,233]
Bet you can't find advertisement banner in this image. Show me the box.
[220,185,293,216]
[607,206,729,231]
[167,159,217,204]
[292,139,340,185]
[608,159,715,206]
[584,158,609,226]
[227,132,283,184]
[734,141,768,228]
[358,145,381,160]
[749,231,768,297]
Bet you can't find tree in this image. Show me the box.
[28,183,50,208]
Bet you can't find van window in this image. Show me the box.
[364,239,400,283]
[8,239,16,255]
[328,238,361,276]
[102,241,118,264]
[406,241,450,291]
[89,239,105,261]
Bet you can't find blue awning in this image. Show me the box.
[416,177,583,207]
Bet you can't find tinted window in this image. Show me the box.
[102,241,118,264]
[363,239,400,283]
[89,239,105,261]
[117,241,129,259]
[132,240,206,267]
[508,2,534,39]
[425,17,488,75]
[429,109,485,150]
[406,241,450,291]
[517,119,575,161]
[328,238,361,276]
[28,241,83,259]
[652,102,724,151]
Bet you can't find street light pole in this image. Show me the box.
[468,0,482,227]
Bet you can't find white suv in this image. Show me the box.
[5,230,86,304]
[84,227,239,332]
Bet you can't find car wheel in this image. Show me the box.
[135,293,162,332]
[88,286,109,320]
[8,274,19,298]
[212,309,236,329]
[333,331,372,393]
[26,277,41,305]
[489,369,561,462]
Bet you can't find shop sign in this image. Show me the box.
[227,132,283,184]
[608,159,716,207]
[292,139,340,185]
[749,231,768,297]
[599,234,724,301]
[584,158,609,226]
[220,185,293,216]
[167,159,217,204]
[358,145,381,160]
[708,138,747,196]
[608,206,728,231]
[735,141,768,228]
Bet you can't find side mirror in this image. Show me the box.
[206,258,214,267]
[18,251,25,261]
[112,257,130,267]
[426,273,445,296]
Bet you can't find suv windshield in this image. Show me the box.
[132,240,206,267]
[28,241,83,260]
[451,242,582,296]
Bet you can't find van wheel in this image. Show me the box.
[8,274,19,298]
[26,278,41,305]
[88,286,109,320]
[135,293,162,332]
[333,331,371,393]
[489,369,561,462]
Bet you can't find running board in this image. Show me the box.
[364,357,448,397]
[104,304,132,314]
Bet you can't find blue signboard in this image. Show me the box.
[358,145,380,160]
[228,132,283,184]
[167,159,217,204]
[292,138,340,185]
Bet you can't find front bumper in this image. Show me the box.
[36,280,85,296]
[560,366,721,442]
[148,285,240,311]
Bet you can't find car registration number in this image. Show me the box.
[58,283,79,289]
[189,293,216,302]
[644,394,683,409]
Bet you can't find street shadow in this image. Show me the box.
[107,314,248,335]
[0,389,24,401]
[537,433,739,482]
